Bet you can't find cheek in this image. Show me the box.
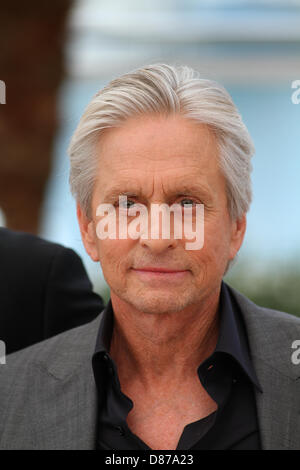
[96,239,133,274]
[206,211,232,246]
[191,221,232,267]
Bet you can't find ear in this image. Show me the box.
[229,213,247,260]
[76,202,99,262]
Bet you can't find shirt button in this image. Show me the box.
[102,354,114,375]
[115,425,125,436]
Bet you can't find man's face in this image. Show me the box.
[78,114,246,314]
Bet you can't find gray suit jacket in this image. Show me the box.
[0,286,300,450]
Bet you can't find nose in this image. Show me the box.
[139,236,178,254]
[138,207,179,254]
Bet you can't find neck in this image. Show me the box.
[109,288,221,388]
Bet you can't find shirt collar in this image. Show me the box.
[94,298,114,354]
[214,282,262,392]
[93,281,262,392]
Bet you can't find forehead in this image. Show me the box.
[93,114,224,198]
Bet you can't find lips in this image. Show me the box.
[132,267,188,273]
[131,267,190,284]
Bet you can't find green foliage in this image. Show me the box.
[225,260,300,317]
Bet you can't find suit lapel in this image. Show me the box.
[31,314,103,449]
[229,285,300,450]
[31,364,98,449]
[252,355,297,449]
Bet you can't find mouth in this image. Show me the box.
[131,266,190,282]
[133,266,188,273]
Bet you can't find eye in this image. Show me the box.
[179,198,195,208]
[117,199,136,209]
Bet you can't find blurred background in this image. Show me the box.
[0,0,299,314]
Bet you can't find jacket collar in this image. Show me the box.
[228,285,300,450]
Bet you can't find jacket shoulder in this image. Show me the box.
[227,284,300,378]
[2,311,103,376]
[0,313,103,442]
[228,283,300,326]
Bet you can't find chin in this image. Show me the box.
[125,289,194,315]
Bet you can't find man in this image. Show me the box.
[0,64,299,450]
[0,227,104,353]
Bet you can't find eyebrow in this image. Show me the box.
[170,183,212,199]
[102,182,213,203]
[102,190,140,203]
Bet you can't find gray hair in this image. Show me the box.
[68,63,254,221]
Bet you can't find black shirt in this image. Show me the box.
[92,281,263,450]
